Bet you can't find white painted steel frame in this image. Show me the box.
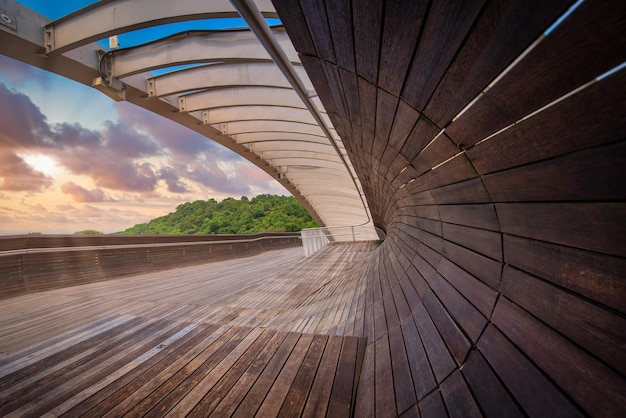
[0,0,374,231]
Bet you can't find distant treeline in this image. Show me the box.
[120,194,317,235]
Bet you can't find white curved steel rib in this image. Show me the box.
[111,29,299,78]
[179,87,307,112]
[147,62,313,97]
[44,0,278,54]
[232,132,328,145]
[202,106,319,126]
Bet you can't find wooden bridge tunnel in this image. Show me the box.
[272,0,625,415]
[0,0,624,416]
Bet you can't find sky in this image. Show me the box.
[0,1,288,235]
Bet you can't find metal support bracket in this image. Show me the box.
[0,10,17,31]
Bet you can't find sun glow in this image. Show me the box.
[21,153,59,176]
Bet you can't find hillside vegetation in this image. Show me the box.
[120,195,316,235]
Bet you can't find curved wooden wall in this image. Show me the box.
[274,0,625,416]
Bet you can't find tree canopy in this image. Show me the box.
[120,194,317,235]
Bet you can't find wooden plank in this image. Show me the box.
[478,324,584,417]
[388,324,417,413]
[500,266,625,375]
[373,300,387,342]
[300,55,339,117]
[406,154,477,195]
[399,404,420,418]
[406,225,443,256]
[400,115,442,163]
[374,334,397,417]
[358,77,378,152]
[338,68,361,127]
[374,88,399,157]
[496,202,626,257]
[67,324,223,417]
[466,70,626,174]
[187,328,277,416]
[402,0,486,110]
[130,326,250,417]
[503,234,626,314]
[0,255,27,300]
[208,331,289,417]
[438,203,499,231]
[399,268,425,309]
[378,0,428,96]
[353,0,383,83]
[381,272,401,333]
[3,319,188,417]
[429,178,491,205]
[436,257,498,317]
[462,350,523,418]
[321,60,349,119]
[492,297,626,417]
[390,276,411,323]
[278,333,328,417]
[0,314,133,375]
[297,0,335,62]
[155,327,265,417]
[326,0,354,72]
[327,335,359,416]
[253,333,315,417]
[271,0,316,55]
[410,252,438,287]
[483,141,626,203]
[441,222,502,261]
[442,240,502,290]
[447,0,626,148]
[300,335,343,418]
[47,323,203,418]
[423,285,475,359]
[400,315,435,401]
[0,316,144,399]
[232,331,302,417]
[418,390,447,418]
[440,369,482,418]
[412,300,455,383]
[388,101,421,154]
[410,133,459,176]
[424,0,572,126]
[353,342,375,418]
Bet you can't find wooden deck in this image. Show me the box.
[0,244,375,417]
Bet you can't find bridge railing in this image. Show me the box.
[300,225,385,257]
[0,233,301,300]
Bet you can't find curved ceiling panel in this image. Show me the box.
[146,62,314,97]
[110,29,300,77]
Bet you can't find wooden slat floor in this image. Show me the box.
[0,243,377,417]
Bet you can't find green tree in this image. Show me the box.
[120,195,316,235]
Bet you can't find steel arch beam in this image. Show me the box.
[147,62,313,97]
[44,0,278,54]
[111,29,299,78]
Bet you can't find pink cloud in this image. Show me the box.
[61,182,109,202]
[0,83,51,149]
[0,152,53,192]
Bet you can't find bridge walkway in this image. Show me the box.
[0,243,378,417]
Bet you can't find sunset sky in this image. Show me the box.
[0,2,289,235]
